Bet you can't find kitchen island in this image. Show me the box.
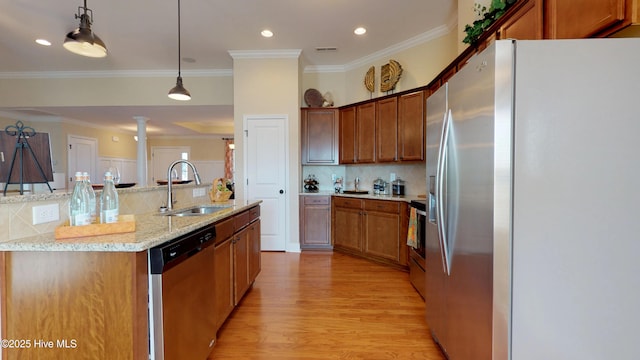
[0,188,261,360]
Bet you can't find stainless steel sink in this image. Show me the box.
[163,205,231,216]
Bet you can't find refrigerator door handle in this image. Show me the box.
[435,109,452,276]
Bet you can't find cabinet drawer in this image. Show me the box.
[215,218,234,245]
[364,199,400,214]
[234,210,251,231]
[249,206,260,222]
[234,206,260,231]
[303,195,330,205]
[332,197,362,209]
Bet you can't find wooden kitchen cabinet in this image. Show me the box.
[332,196,408,269]
[398,90,425,162]
[376,97,399,162]
[248,219,261,282]
[356,102,376,163]
[0,251,149,360]
[339,91,425,164]
[497,0,543,40]
[301,108,339,165]
[339,103,376,164]
[546,0,625,38]
[214,218,235,331]
[299,195,332,250]
[363,200,406,264]
[234,224,250,304]
[233,206,261,305]
[214,205,260,331]
[332,197,363,253]
[339,106,357,164]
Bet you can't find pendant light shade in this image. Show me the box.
[168,0,191,101]
[63,0,107,58]
[168,76,191,101]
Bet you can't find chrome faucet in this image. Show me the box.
[355,177,360,191]
[166,160,202,210]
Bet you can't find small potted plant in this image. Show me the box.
[463,0,517,45]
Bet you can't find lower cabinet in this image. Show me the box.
[299,195,332,250]
[214,206,261,332]
[233,217,261,304]
[213,218,234,330]
[332,197,409,268]
[333,197,363,252]
[248,219,261,282]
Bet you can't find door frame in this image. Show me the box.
[150,146,191,184]
[243,114,290,251]
[67,134,98,187]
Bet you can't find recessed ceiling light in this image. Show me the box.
[35,39,52,46]
[354,27,367,35]
[261,29,274,38]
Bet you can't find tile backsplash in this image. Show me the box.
[302,163,426,196]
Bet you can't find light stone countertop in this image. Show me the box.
[0,183,206,204]
[0,200,261,252]
[300,191,423,203]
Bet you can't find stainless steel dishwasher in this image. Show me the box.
[149,224,217,360]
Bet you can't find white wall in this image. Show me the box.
[231,53,302,252]
[302,26,459,107]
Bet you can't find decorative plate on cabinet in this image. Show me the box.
[364,66,375,93]
[380,59,403,92]
[304,88,324,107]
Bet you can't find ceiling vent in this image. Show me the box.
[315,47,338,52]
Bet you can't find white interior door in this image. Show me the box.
[67,135,97,187]
[246,115,287,251]
[151,146,190,183]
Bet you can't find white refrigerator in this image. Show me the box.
[425,39,640,360]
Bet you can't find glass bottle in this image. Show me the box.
[83,172,97,223]
[69,171,91,226]
[100,171,119,224]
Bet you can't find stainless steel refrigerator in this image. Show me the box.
[425,39,640,360]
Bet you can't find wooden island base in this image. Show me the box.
[0,251,148,360]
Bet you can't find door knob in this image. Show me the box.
[279,189,284,194]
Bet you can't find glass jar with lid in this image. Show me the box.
[392,178,405,196]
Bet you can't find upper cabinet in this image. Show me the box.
[356,103,377,163]
[339,92,425,165]
[339,106,357,164]
[301,108,339,165]
[376,97,398,162]
[498,0,544,40]
[398,91,425,162]
[339,103,376,164]
[546,0,625,38]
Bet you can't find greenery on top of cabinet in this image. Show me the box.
[463,0,517,44]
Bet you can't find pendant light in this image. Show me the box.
[168,0,191,101]
[63,0,107,58]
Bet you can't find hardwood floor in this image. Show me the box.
[209,251,445,360]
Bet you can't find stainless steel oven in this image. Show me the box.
[409,199,427,298]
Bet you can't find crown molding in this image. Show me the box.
[303,65,346,74]
[228,49,302,59]
[343,24,453,72]
[0,69,233,80]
